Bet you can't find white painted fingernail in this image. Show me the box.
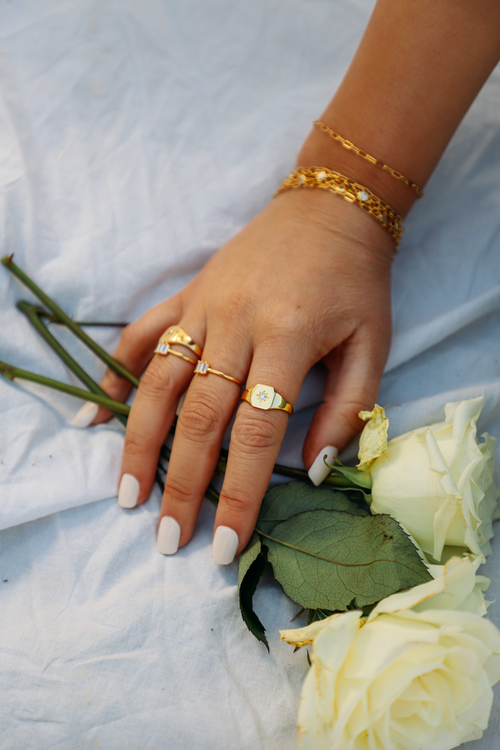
[212,526,239,565]
[157,516,181,555]
[118,474,140,508]
[308,446,338,486]
[71,401,99,427]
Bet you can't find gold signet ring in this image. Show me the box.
[241,384,293,414]
[157,325,203,358]
[194,360,242,385]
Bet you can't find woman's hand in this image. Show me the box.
[91,188,393,562]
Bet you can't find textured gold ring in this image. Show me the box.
[241,384,293,414]
[154,342,197,365]
[158,325,202,358]
[194,360,242,385]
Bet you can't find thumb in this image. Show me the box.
[303,329,389,485]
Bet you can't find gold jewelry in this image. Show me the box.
[275,167,403,249]
[154,342,197,365]
[194,360,242,385]
[158,325,202,358]
[313,121,423,197]
[241,384,293,414]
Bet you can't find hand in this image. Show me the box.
[92,188,393,563]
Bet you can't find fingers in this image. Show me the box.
[75,298,183,427]
[157,330,251,555]
[303,327,390,486]
[211,346,309,562]
[117,315,203,509]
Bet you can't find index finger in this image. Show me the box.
[211,348,307,564]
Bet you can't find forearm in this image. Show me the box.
[298,0,500,217]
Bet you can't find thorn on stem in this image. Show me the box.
[0,364,15,381]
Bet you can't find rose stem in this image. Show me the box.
[32,307,130,327]
[2,256,139,387]
[17,301,129,427]
[0,361,129,414]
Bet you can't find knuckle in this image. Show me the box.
[232,412,281,454]
[215,291,252,320]
[123,428,150,458]
[219,488,255,516]
[258,304,308,341]
[140,358,176,397]
[120,321,142,349]
[337,400,369,433]
[164,473,195,506]
[178,397,223,442]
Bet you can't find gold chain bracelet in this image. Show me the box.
[313,121,423,198]
[275,167,403,249]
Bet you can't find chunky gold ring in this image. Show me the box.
[158,325,202,358]
[194,360,242,385]
[154,342,197,365]
[241,384,293,414]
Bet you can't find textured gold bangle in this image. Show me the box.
[275,167,403,249]
[313,121,423,198]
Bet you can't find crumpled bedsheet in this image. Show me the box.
[1,1,500,748]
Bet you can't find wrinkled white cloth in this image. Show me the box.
[1,1,500,748]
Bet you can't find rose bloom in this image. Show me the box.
[281,558,500,750]
[360,398,500,562]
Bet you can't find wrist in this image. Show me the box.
[274,181,396,267]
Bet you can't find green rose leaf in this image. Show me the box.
[237,533,268,649]
[262,509,432,611]
[256,481,369,535]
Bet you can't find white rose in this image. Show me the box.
[281,558,500,750]
[362,397,500,562]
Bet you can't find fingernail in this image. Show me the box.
[118,474,140,508]
[157,516,181,555]
[212,526,239,565]
[71,401,99,427]
[308,446,338,486]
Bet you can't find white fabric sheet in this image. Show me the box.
[1,1,500,748]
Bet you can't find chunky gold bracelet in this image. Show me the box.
[275,167,403,249]
[313,121,423,198]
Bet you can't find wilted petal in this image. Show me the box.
[357,404,389,473]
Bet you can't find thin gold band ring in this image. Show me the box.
[154,342,197,366]
[194,360,242,385]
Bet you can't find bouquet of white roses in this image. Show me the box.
[281,399,500,750]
